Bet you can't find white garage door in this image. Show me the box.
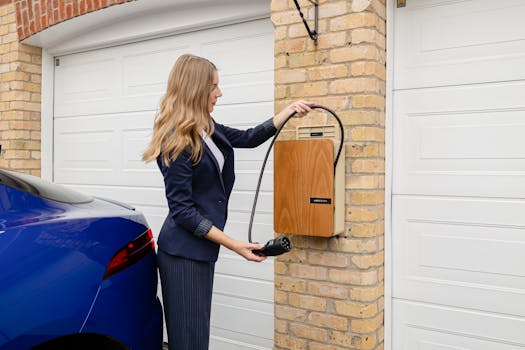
[392,0,525,348]
[53,19,275,349]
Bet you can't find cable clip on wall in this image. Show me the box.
[248,105,345,256]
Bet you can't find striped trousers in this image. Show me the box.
[157,250,215,350]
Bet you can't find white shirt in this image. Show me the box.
[202,131,224,172]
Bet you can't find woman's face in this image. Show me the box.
[208,71,222,113]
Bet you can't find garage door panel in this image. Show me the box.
[393,196,525,317]
[393,83,525,197]
[394,0,525,89]
[393,300,525,349]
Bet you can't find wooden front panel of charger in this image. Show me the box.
[274,139,334,237]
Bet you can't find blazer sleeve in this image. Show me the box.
[215,118,277,148]
[158,152,213,237]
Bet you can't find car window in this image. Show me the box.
[0,169,93,204]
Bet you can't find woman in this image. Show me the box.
[143,54,311,350]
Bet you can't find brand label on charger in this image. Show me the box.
[310,197,331,204]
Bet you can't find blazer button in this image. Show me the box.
[218,200,223,204]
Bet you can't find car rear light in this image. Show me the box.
[104,229,155,279]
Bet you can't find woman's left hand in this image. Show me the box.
[273,100,313,129]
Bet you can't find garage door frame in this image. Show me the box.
[34,0,270,182]
[385,1,394,349]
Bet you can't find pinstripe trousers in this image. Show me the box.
[157,250,215,350]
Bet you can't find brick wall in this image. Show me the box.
[0,2,41,175]
[0,0,132,175]
[13,0,134,40]
[272,0,386,349]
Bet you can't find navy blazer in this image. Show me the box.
[157,118,277,262]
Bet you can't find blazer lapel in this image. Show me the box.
[203,141,226,194]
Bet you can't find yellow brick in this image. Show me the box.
[310,342,348,350]
[9,140,40,150]
[289,293,327,311]
[9,101,40,112]
[351,252,383,269]
[275,68,306,84]
[290,323,328,342]
[352,94,385,110]
[351,159,384,174]
[317,1,348,18]
[288,23,308,38]
[275,333,307,350]
[275,319,289,334]
[308,312,348,331]
[2,150,30,159]
[275,276,307,293]
[275,305,308,322]
[330,45,380,63]
[31,93,42,103]
[1,32,17,44]
[2,130,30,139]
[350,284,383,302]
[31,151,41,159]
[310,31,348,50]
[351,61,386,80]
[346,175,381,189]
[347,143,380,157]
[9,159,40,169]
[288,263,327,280]
[275,56,287,71]
[338,110,380,125]
[18,44,42,55]
[31,55,42,64]
[351,312,383,333]
[275,290,288,304]
[307,281,348,299]
[328,269,377,285]
[271,0,292,12]
[307,236,329,250]
[289,51,329,68]
[307,64,348,81]
[352,0,372,12]
[328,330,353,347]
[278,249,307,263]
[330,12,379,32]
[272,9,302,26]
[334,300,378,318]
[290,81,328,97]
[353,333,378,350]
[330,77,380,94]
[351,221,384,237]
[351,127,384,142]
[347,206,382,222]
[352,28,385,49]
[275,261,288,275]
[31,74,41,84]
[308,251,349,267]
[30,131,41,140]
[9,81,41,92]
[1,71,30,82]
[1,90,31,101]
[275,26,288,41]
[328,237,378,253]
[372,0,387,20]
[351,191,385,205]
[9,120,40,130]
[275,38,307,54]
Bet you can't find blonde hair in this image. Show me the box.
[142,54,217,166]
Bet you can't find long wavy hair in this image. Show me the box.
[142,54,216,166]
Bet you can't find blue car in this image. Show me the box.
[0,169,163,350]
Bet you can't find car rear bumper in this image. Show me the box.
[81,253,163,350]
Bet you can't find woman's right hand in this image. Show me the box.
[231,241,267,262]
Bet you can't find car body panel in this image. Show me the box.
[0,171,162,350]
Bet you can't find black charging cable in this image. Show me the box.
[249,104,344,256]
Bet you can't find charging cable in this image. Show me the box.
[249,104,344,256]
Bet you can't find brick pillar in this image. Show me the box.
[272,0,386,349]
[0,2,42,175]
